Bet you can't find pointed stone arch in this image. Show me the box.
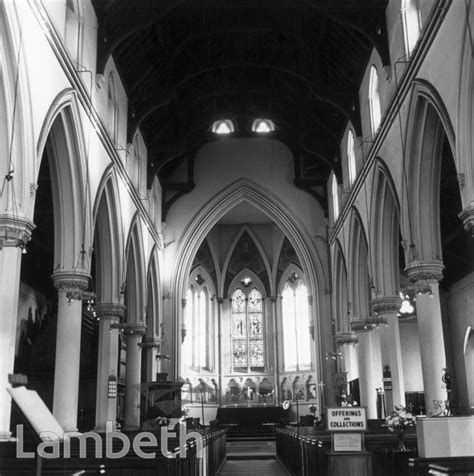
[146,245,162,338]
[332,239,349,334]
[403,79,456,269]
[92,168,123,303]
[170,178,327,379]
[370,159,401,297]
[124,214,146,324]
[347,207,371,321]
[36,90,90,272]
[221,224,273,297]
[0,2,34,215]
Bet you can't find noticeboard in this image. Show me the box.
[333,432,363,452]
[327,407,367,432]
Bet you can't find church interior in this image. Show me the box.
[0,0,473,474]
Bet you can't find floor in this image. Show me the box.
[217,440,289,475]
[217,459,289,475]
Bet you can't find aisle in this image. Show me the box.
[217,459,289,475]
[217,440,289,475]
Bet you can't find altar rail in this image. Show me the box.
[0,428,226,476]
[276,426,417,476]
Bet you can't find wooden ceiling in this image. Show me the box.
[91,0,389,216]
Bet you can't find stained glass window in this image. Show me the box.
[282,281,312,371]
[231,288,265,372]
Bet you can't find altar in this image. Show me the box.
[216,405,288,438]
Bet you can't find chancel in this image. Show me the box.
[0,1,473,475]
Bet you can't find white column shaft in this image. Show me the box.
[53,291,83,432]
[386,313,406,407]
[357,332,378,418]
[0,247,22,440]
[124,333,142,429]
[95,318,120,431]
[415,281,447,415]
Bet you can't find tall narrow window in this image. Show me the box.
[332,173,340,221]
[401,0,420,57]
[282,281,312,371]
[183,286,210,371]
[347,130,356,186]
[369,66,381,136]
[232,288,264,372]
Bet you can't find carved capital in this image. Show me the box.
[95,302,126,322]
[0,214,35,249]
[459,205,474,236]
[335,332,359,346]
[52,270,90,292]
[371,295,402,316]
[140,336,162,349]
[307,295,313,306]
[181,298,187,308]
[123,323,146,336]
[270,296,277,303]
[217,297,224,305]
[351,315,386,333]
[406,260,444,283]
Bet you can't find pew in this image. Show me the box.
[275,425,418,476]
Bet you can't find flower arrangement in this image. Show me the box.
[385,406,416,434]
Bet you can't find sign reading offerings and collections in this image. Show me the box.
[327,407,367,432]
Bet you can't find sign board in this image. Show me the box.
[333,432,363,452]
[327,407,367,432]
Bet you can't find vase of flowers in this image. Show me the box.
[385,406,416,451]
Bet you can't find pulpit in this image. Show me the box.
[141,375,184,420]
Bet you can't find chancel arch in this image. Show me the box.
[170,178,327,389]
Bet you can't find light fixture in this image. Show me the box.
[251,118,275,133]
[241,277,252,287]
[211,119,234,135]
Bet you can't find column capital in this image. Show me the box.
[269,296,277,303]
[95,302,126,321]
[52,269,90,291]
[335,332,359,346]
[351,319,373,333]
[406,260,444,283]
[459,204,474,236]
[123,322,146,336]
[351,315,386,333]
[371,295,402,316]
[217,297,224,304]
[0,214,35,249]
[140,336,162,348]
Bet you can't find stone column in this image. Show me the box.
[372,295,406,409]
[94,302,125,432]
[352,321,379,419]
[217,297,224,405]
[142,336,162,382]
[270,296,279,403]
[0,216,34,440]
[406,262,447,416]
[123,323,146,430]
[52,269,90,432]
